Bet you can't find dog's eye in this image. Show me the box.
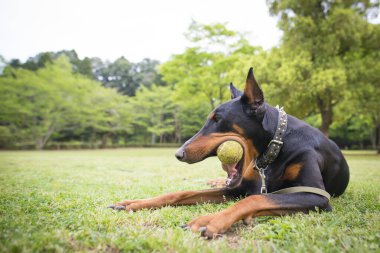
[214,115,221,123]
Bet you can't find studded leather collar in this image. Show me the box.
[254,105,288,193]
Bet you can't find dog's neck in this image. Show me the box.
[262,104,280,135]
[255,103,282,155]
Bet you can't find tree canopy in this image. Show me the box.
[1,0,379,151]
[0,56,131,149]
[264,0,380,136]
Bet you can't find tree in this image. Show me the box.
[94,56,135,96]
[93,57,165,96]
[0,55,6,75]
[77,85,133,148]
[343,23,380,152]
[0,56,131,149]
[132,58,166,88]
[160,21,263,142]
[161,21,253,108]
[129,85,175,144]
[266,0,379,136]
[8,50,93,78]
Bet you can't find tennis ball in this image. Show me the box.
[217,141,243,164]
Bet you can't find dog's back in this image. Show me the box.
[277,113,350,197]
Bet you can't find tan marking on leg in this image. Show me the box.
[190,195,279,237]
[283,163,303,181]
[189,193,324,238]
[115,189,229,211]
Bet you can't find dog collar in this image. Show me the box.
[254,105,288,194]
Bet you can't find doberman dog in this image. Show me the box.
[110,68,350,239]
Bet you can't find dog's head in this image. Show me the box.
[175,68,271,187]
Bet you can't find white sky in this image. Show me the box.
[0,0,282,63]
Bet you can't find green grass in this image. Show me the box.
[0,149,379,253]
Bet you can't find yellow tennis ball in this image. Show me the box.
[217,141,243,164]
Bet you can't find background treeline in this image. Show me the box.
[0,0,379,152]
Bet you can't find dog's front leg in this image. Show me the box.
[109,188,231,211]
[187,193,330,239]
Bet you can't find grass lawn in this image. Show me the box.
[0,149,379,253]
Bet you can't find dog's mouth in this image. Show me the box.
[221,158,243,188]
[204,138,246,188]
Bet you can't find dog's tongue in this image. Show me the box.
[222,163,238,185]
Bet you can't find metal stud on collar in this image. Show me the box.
[254,105,288,194]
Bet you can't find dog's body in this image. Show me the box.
[111,68,349,238]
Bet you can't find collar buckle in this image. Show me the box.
[256,166,268,194]
[268,139,283,147]
[253,106,288,195]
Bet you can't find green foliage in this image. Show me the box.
[161,48,233,109]
[0,126,12,148]
[265,0,379,136]
[185,20,237,46]
[129,85,175,144]
[1,12,379,149]
[0,56,131,149]
[93,57,165,96]
[0,149,379,252]
[133,58,166,88]
[175,100,211,140]
[160,21,264,141]
[8,50,93,78]
[95,56,135,95]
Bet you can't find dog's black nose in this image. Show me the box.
[175,148,185,161]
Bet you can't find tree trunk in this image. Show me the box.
[370,130,376,150]
[319,110,332,137]
[101,133,110,148]
[174,109,182,144]
[35,123,55,150]
[177,130,181,144]
[36,139,44,150]
[375,124,380,154]
[175,121,181,144]
[151,132,156,145]
[317,92,333,137]
[210,98,215,110]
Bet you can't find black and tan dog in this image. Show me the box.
[110,68,350,238]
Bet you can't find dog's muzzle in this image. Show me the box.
[175,147,185,161]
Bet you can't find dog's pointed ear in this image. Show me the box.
[230,82,243,99]
[241,67,264,114]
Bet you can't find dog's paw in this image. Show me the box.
[108,204,128,211]
[109,199,155,212]
[185,213,230,239]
